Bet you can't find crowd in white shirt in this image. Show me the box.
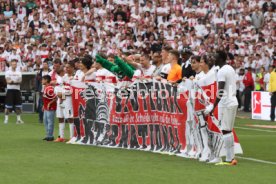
[0,0,275,90]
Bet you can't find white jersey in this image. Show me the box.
[84,72,97,82]
[74,70,84,81]
[217,65,238,107]
[142,65,156,78]
[95,68,112,82]
[105,71,118,84]
[152,64,163,77]
[195,71,206,81]
[160,63,171,79]
[54,74,70,103]
[132,69,142,81]
[5,69,22,90]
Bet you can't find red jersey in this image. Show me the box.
[243,72,254,88]
[43,85,57,111]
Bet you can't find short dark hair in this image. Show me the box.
[81,57,93,69]
[216,50,227,63]
[202,54,215,69]
[42,75,51,83]
[67,60,76,68]
[53,58,62,65]
[191,55,201,62]
[141,53,151,60]
[56,66,64,75]
[169,50,180,60]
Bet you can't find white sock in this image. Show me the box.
[69,123,75,139]
[17,115,21,121]
[200,126,210,156]
[5,115,8,121]
[59,123,65,138]
[223,133,235,162]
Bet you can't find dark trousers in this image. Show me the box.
[270,92,276,121]
[38,96,43,122]
[236,90,241,108]
[244,87,253,111]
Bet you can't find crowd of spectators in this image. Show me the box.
[0,0,275,111]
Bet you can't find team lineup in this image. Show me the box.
[5,47,240,166]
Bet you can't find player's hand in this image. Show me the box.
[57,92,63,98]
[204,103,214,115]
[155,76,161,81]
[81,76,85,82]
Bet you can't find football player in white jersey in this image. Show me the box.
[184,55,203,158]
[54,61,75,142]
[205,51,238,166]
[128,54,156,81]
[70,57,94,143]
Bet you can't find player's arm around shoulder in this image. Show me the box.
[5,70,12,84]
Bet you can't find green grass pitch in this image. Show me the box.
[0,114,275,184]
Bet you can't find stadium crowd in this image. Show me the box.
[0,0,275,166]
[0,0,275,113]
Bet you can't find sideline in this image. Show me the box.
[236,156,276,165]
[235,126,276,133]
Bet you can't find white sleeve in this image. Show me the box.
[5,71,10,79]
[217,69,226,82]
[54,86,61,95]
[132,70,142,81]
[15,72,22,83]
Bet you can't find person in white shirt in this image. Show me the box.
[191,55,205,81]
[4,60,24,124]
[157,46,172,81]
[8,49,23,70]
[54,61,75,143]
[184,55,203,158]
[205,51,238,166]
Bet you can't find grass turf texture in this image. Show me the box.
[0,114,275,184]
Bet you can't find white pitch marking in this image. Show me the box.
[236,156,276,165]
[235,126,276,133]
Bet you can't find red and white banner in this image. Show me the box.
[68,79,243,157]
[252,91,273,121]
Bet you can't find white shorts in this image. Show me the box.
[218,105,238,131]
[56,98,74,119]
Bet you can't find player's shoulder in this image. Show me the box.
[162,63,171,71]
[175,64,182,70]
[5,69,11,74]
[149,65,156,70]
[134,69,142,75]
[75,69,82,75]
[219,64,234,72]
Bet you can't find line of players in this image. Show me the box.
[41,47,237,165]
